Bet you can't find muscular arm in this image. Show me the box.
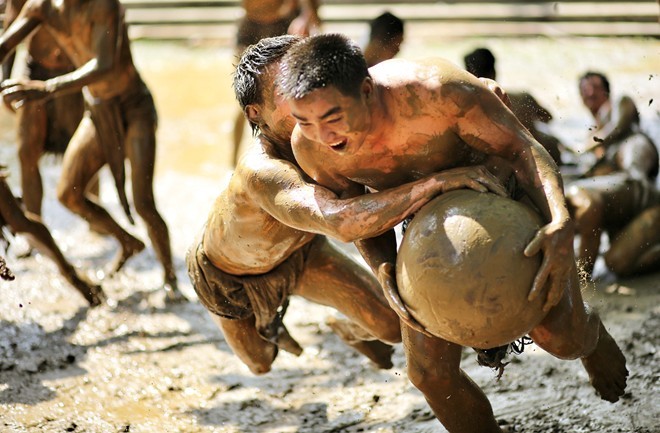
[451,75,573,311]
[597,96,638,147]
[246,139,503,243]
[43,0,119,95]
[0,0,40,64]
[1,0,23,81]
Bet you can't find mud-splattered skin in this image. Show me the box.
[204,63,505,275]
[286,53,628,433]
[0,0,179,297]
[199,55,506,375]
[288,58,572,309]
[2,0,84,218]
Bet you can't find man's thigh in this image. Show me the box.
[293,237,400,342]
[59,115,106,191]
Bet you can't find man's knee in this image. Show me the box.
[533,299,599,360]
[406,356,456,396]
[132,196,158,220]
[56,181,85,212]
[567,188,604,228]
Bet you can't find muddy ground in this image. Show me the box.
[0,35,658,432]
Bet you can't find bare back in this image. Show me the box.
[203,142,315,276]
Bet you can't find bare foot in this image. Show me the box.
[580,322,629,402]
[326,317,394,369]
[163,278,188,304]
[107,236,145,275]
[70,272,107,307]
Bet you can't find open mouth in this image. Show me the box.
[329,139,348,151]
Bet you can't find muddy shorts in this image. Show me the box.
[186,230,312,354]
[24,59,84,154]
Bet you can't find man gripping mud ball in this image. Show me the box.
[278,33,629,433]
[186,35,504,375]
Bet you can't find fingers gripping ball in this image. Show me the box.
[396,189,547,349]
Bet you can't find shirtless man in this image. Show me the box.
[186,35,506,374]
[0,168,105,305]
[2,0,84,217]
[564,71,660,278]
[231,0,320,166]
[577,71,658,179]
[0,0,182,300]
[278,34,629,433]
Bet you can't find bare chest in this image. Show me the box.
[331,122,487,190]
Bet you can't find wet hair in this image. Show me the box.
[579,71,610,96]
[278,33,370,100]
[232,34,301,133]
[369,11,404,44]
[463,47,496,80]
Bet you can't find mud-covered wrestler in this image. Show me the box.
[2,0,84,218]
[577,71,658,180]
[0,0,182,300]
[186,35,505,374]
[278,33,629,433]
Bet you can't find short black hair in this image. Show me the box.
[278,33,370,100]
[232,35,301,133]
[369,11,404,43]
[579,71,610,96]
[463,47,496,80]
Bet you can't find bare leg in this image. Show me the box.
[16,102,47,216]
[0,178,105,306]
[56,115,145,274]
[529,260,628,402]
[605,205,660,276]
[293,237,401,368]
[125,117,182,301]
[325,316,395,369]
[402,324,502,433]
[210,313,277,375]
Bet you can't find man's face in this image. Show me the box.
[287,81,371,153]
[249,65,297,146]
[579,75,608,116]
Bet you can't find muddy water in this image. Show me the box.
[0,37,658,433]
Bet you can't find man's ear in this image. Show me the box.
[362,77,374,100]
[245,105,260,124]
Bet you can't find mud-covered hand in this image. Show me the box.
[436,165,508,197]
[524,219,575,312]
[1,79,50,110]
[377,262,434,337]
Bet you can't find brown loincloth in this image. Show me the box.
[83,79,157,225]
[25,59,84,155]
[186,231,308,355]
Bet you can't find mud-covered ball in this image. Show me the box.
[396,189,547,349]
